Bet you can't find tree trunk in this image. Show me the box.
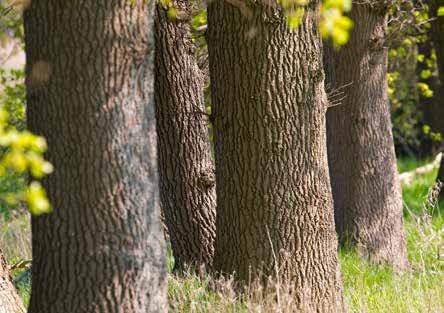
[0,248,25,313]
[430,0,444,85]
[207,1,345,311]
[24,1,167,312]
[429,0,444,190]
[417,40,443,157]
[154,1,216,271]
[437,155,444,186]
[325,2,408,269]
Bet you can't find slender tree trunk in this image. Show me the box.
[417,40,443,157]
[24,1,167,312]
[429,0,444,190]
[326,2,408,269]
[436,155,444,201]
[430,0,444,85]
[0,248,25,313]
[207,1,345,311]
[154,1,216,271]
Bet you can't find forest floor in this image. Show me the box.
[1,158,443,312]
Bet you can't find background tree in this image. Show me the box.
[429,0,444,192]
[24,1,167,312]
[207,1,345,311]
[155,1,216,271]
[416,37,443,156]
[326,1,408,269]
[0,6,51,312]
[411,0,444,157]
[438,155,444,191]
[386,0,435,157]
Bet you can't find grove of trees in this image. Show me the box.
[0,0,443,312]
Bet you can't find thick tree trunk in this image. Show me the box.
[207,1,345,311]
[154,2,216,271]
[326,3,408,269]
[0,248,25,313]
[24,1,167,312]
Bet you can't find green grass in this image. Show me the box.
[0,213,31,261]
[397,157,433,174]
[400,167,443,217]
[1,158,443,312]
[340,214,444,313]
[342,158,444,312]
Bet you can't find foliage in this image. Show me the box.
[0,97,53,216]
[0,69,26,130]
[161,0,353,46]
[0,1,25,46]
[387,0,444,156]
[320,0,353,47]
[388,42,423,156]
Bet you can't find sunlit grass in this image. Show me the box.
[397,157,433,174]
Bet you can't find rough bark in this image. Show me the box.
[24,1,167,312]
[326,2,408,269]
[207,1,345,311]
[154,1,216,271]
[0,248,25,313]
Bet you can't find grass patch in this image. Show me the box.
[340,218,444,313]
[0,213,31,261]
[397,157,435,174]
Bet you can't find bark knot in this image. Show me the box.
[198,167,216,188]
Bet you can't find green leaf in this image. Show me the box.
[420,69,432,80]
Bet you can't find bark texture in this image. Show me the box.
[155,1,216,271]
[0,248,25,313]
[326,2,407,269]
[207,1,345,311]
[24,1,167,312]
